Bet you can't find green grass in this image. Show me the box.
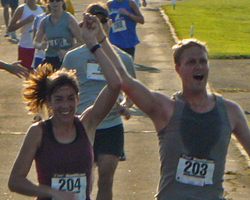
[161,0,250,59]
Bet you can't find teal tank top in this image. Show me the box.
[43,11,74,57]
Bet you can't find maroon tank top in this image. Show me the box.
[35,116,93,200]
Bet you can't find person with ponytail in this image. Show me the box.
[8,14,122,199]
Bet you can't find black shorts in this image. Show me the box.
[94,124,124,162]
[1,0,18,8]
[42,56,62,71]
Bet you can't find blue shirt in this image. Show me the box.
[108,0,140,48]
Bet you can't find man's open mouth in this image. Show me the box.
[193,75,204,80]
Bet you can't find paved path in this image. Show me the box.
[0,0,250,199]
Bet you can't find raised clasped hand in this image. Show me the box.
[114,103,131,120]
[81,13,102,41]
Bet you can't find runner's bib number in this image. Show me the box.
[86,62,105,81]
[111,19,127,33]
[176,155,214,186]
[51,173,86,200]
[48,38,72,48]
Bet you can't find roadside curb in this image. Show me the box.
[160,8,178,44]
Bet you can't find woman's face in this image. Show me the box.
[48,0,64,11]
[49,85,79,123]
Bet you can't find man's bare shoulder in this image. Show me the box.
[150,92,175,132]
[16,3,25,11]
[154,91,174,104]
[223,98,243,113]
[223,97,245,128]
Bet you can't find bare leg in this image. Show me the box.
[10,6,16,16]
[3,4,10,37]
[96,154,119,200]
[3,4,10,27]
[10,7,18,39]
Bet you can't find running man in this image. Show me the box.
[89,23,250,199]
[62,3,136,200]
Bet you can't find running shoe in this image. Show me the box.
[119,151,126,161]
[4,30,10,37]
[11,31,17,39]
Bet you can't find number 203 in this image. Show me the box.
[184,161,208,176]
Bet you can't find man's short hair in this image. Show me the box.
[85,2,109,17]
[172,38,208,65]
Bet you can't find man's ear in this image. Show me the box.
[46,99,51,109]
[175,64,180,73]
[77,95,80,104]
[108,18,112,26]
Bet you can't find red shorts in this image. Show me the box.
[18,46,35,70]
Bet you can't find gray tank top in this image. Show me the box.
[156,93,231,200]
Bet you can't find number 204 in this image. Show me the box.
[59,178,81,192]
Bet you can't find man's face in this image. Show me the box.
[176,45,209,93]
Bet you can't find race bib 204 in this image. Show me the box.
[51,173,87,200]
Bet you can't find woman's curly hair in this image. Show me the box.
[23,63,79,114]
